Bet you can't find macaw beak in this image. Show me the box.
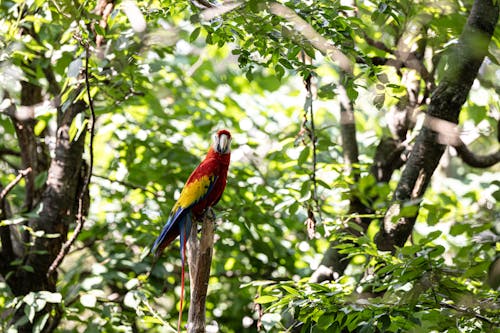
[214,133,231,153]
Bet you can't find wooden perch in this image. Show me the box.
[186,209,216,333]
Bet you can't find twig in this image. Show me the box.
[47,41,96,277]
[0,167,32,201]
[190,0,216,9]
[186,210,216,333]
[92,173,165,198]
[439,302,494,325]
[300,53,322,232]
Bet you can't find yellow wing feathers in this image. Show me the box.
[173,175,215,211]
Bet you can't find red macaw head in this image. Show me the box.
[213,129,232,154]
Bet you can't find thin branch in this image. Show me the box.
[439,302,494,325]
[455,141,500,168]
[191,0,216,9]
[364,34,393,54]
[92,173,164,198]
[299,52,321,236]
[47,41,96,277]
[0,167,32,201]
[423,115,500,168]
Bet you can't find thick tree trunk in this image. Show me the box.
[375,0,499,251]
[3,100,88,332]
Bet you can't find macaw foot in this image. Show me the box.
[195,207,216,222]
[206,207,216,220]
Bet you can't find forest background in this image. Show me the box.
[0,0,499,332]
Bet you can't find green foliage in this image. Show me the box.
[252,223,498,332]
[1,0,499,332]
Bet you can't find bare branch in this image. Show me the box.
[423,115,500,168]
[0,168,32,201]
[92,173,164,198]
[191,0,216,9]
[300,53,321,228]
[455,141,500,168]
[364,34,393,54]
[187,210,216,333]
[200,1,243,20]
[439,302,493,325]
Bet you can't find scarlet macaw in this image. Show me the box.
[151,129,232,330]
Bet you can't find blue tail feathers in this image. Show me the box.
[152,207,190,256]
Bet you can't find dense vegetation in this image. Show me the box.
[0,0,499,332]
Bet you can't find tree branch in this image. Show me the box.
[455,141,500,168]
[0,167,33,201]
[187,210,216,333]
[439,301,494,325]
[375,0,499,251]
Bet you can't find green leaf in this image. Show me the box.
[190,27,201,42]
[33,313,49,333]
[254,295,279,304]
[298,147,310,165]
[281,285,300,296]
[25,303,36,323]
[378,314,391,330]
[35,171,48,190]
[346,83,358,100]
[317,313,335,329]
[275,64,285,80]
[419,230,442,245]
[21,265,35,273]
[67,58,82,78]
[318,82,337,99]
[428,245,445,258]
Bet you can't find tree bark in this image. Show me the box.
[4,100,87,332]
[375,0,499,251]
[187,211,216,333]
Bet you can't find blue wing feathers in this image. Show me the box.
[152,175,218,257]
